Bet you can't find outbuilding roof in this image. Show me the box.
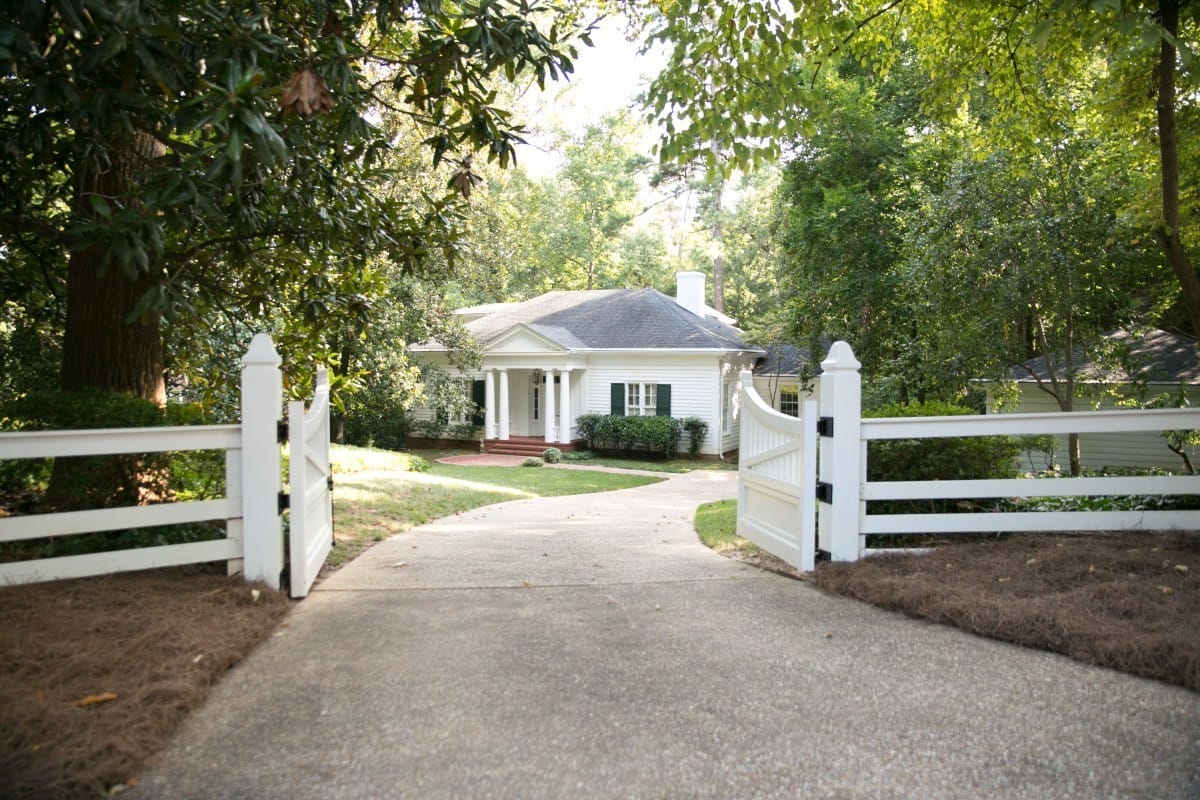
[1013,329,1200,385]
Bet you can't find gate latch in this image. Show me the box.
[815,481,833,504]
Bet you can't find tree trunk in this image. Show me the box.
[711,178,726,314]
[47,133,167,510]
[60,134,165,401]
[1155,0,1200,337]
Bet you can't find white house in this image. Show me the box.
[992,329,1200,472]
[410,273,764,456]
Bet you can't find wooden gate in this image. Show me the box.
[288,367,334,598]
[736,371,818,571]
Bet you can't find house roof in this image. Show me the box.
[1013,329,1200,385]
[430,288,759,352]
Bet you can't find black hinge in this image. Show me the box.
[277,420,289,444]
[816,416,834,437]
[277,491,289,514]
[815,481,833,503]
[815,549,831,563]
[327,474,334,492]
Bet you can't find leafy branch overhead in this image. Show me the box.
[0,0,590,409]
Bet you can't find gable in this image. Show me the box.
[485,324,568,355]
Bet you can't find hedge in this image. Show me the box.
[575,414,684,458]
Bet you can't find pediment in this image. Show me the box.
[485,324,568,355]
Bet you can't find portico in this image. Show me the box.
[482,365,579,446]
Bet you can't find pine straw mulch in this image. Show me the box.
[0,569,291,800]
[811,531,1200,693]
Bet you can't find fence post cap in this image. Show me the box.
[821,341,861,371]
[243,333,281,367]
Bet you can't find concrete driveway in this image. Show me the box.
[134,470,1200,799]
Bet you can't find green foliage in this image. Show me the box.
[575,413,684,458]
[0,391,231,504]
[681,417,709,458]
[865,401,1022,514]
[0,390,169,505]
[521,457,545,467]
[0,0,587,419]
[542,447,563,463]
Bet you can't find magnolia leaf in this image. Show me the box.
[73,691,118,708]
[280,68,335,117]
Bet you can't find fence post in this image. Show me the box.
[240,333,284,589]
[817,341,863,562]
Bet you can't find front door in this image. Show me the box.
[528,373,544,436]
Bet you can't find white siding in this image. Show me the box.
[1003,386,1200,472]
[585,354,727,454]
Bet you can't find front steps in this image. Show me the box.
[483,436,581,457]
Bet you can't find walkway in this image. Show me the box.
[134,471,1200,799]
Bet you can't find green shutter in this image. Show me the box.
[611,383,625,415]
[471,379,486,426]
[655,383,671,416]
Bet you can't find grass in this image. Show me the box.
[328,445,663,567]
[694,499,758,555]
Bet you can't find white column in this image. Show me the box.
[543,369,557,444]
[558,369,572,444]
[498,369,510,440]
[484,370,496,440]
[240,333,284,589]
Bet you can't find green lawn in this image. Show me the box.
[693,499,757,556]
[329,445,664,566]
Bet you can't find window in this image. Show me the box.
[627,382,658,416]
[779,386,800,417]
[612,382,670,416]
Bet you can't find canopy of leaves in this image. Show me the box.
[0,0,587,405]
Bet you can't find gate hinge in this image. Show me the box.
[815,549,831,563]
[277,420,289,444]
[815,481,833,504]
[816,416,834,437]
[277,491,289,514]
[327,475,334,492]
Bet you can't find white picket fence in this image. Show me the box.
[738,341,1200,569]
[0,333,333,597]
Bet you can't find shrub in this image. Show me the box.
[521,457,544,467]
[575,414,684,459]
[0,390,170,507]
[542,447,562,463]
[407,455,431,473]
[562,450,595,462]
[866,400,1021,515]
[681,417,709,458]
[344,410,408,452]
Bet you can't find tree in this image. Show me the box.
[640,0,1200,335]
[905,135,1170,473]
[1,0,585,406]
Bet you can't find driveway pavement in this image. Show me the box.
[134,470,1200,799]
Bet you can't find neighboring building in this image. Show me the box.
[751,343,817,417]
[410,272,764,456]
[991,329,1200,471]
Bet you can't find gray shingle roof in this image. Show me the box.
[462,288,757,351]
[1013,329,1200,384]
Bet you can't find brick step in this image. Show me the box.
[484,438,579,456]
